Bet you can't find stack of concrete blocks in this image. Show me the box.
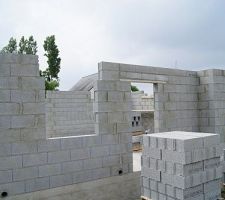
[131,91,154,111]
[0,55,133,197]
[141,131,222,200]
[46,90,95,137]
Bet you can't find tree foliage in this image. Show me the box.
[41,35,61,90]
[1,37,17,53]
[18,36,37,55]
[45,80,59,90]
[18,36,26,54]
[43,35,61,80]
[131,85,139,92]
[1,36,37,55]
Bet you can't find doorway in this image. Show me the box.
[130,82,154,171]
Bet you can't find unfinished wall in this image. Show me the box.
[46,91,95,137]
[100,61,225,142]
[0,54,45,142]
[1,55,225,199]
[46,90,153,138]
[5,172,140,200]
[100,62,199,133]
[0,54,133,198]
[142,111,154,133]
[131,91,154,111]
[198,69,225,142]
[131,91,154,133]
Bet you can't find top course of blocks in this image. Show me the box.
[143,131,220,152]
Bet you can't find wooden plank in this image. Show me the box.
[132,131,143,136]
[132,143,142,152]
[141,196,151,200]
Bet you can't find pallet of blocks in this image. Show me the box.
[141,131,223,200]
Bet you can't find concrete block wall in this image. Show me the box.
[142,111,154,133]
[46,91,95,137]
[110,61,200,133]
[153,76,199,133]
[46,88,153,138]
[100,61,225,140]
[198,69,225,142]
[1,55,225,198]
[0,55,133,197]
[131,111,142,132]
[0,53,45,143]
[131,91,154,111]
[131,92,154,133]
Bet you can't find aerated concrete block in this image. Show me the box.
[38,163,61,177]
[0,90,10,102]
[37,139,61,152]
[0,64,10,76]
[11,115,35,128]
[11,64,39,77]
[21,77,45,90]
[70,148,90,161]
[47,150,70,164]
[62,160,83,173]
[99,70,120,80]
[25,177,49,192]
[61,137,83,150]
[12,142,37,155]
[50,173,73,188]
[0,77,19,89]
[90,146,109,158]
[0,144,12,157]
[13,166,38,181]
[22,153,47,167]
[0,103,20,115]
[0,170,12,184]
[0,181,25,195]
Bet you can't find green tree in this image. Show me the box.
[43,35,61,80]
[18,36,37,55]
[131,85,139,92]
[1,37,17,53]
[45,80,59,90]
[18,36,26,54]
[41,35,61,90]
[26,36,37,55]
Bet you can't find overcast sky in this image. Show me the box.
[1,0,225,91]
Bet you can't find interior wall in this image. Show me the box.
[46,91,95,137]
[131,91,154,111]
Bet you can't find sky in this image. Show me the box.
[1,0,225,91]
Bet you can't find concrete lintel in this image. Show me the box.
[120,79,167,84]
